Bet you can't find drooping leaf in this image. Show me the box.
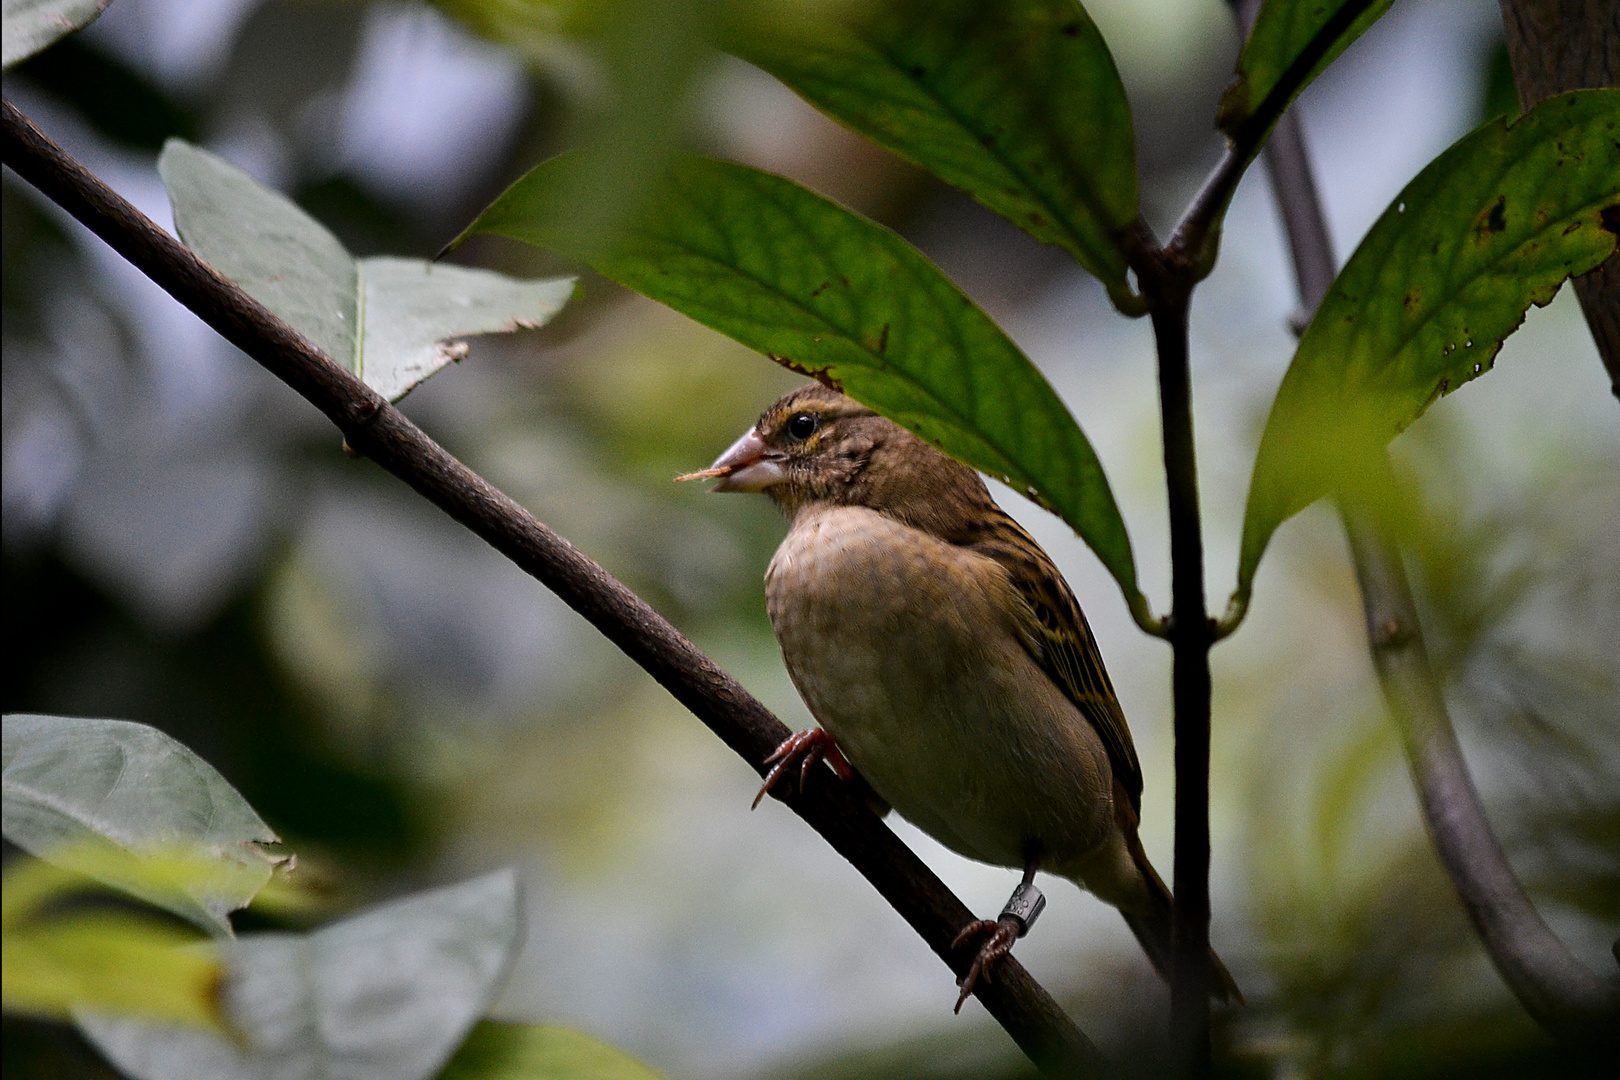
[78,868,523,1080]
[1235,90,1620,604]
[157,140,574,403]
[729,0,1143,314]
[461,153,1148,621]
[2,862,220,1028]
[2,714,282,935]
[438,1022,666,1080]
[1,0,110,69]
[1218,0,1389,138]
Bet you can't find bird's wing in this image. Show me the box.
[966,513,1144,814]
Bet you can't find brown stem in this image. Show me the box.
[1259,96,1619,1040]
[0,98,1110,1079]
[1496,0,1620,396]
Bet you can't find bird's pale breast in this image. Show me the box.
[765,506,1115,871]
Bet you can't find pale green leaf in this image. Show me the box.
[78,869,523,1080]
[1236,90,1620,604]
[438,1022,667,1080]
[730,0,1143,313]
[2,714,281,935]
[462,153,1148,621]
[1,0,111,69]
[157,140,572,403]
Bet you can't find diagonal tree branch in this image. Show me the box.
[0,98,1109,1080]
[1497,0,1620,398]
[1252,84,1619,1040]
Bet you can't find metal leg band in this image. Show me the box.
[999,881,1045,937]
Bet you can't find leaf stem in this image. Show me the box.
[0,98,1111,1080]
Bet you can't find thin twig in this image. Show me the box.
[1256,88,1620,1041]
[1167,0,1379,274]
[0,98,1111,1080]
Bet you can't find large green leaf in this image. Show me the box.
[77,869,523,1080]
[438,1022,666,1080]
[1217,0,1389,138]
[158,140,574,402]
[2,714,282,935]
[729,0,1143,314]
[1,0,110,69]
[1236,90,1620,604]
[461,153,1147,620]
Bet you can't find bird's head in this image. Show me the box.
[682,384,989,528]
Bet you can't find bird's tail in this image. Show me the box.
[1115,782,1243,1005]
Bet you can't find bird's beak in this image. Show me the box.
[677,427,785,493]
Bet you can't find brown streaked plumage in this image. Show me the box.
[698,384,1239,1007]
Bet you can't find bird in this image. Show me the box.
[681,382,1241,1011]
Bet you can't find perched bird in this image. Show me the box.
[684,383,1239,1009]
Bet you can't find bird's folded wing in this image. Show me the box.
[967,514,1145,815]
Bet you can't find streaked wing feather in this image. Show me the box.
[966,513,1144,813]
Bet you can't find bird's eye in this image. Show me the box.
[786,412,818,440]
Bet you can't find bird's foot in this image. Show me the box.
[951,915,1022,1013]
[752,728,854,809]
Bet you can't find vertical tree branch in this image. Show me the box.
[1150,292,1214,1077]
[1497,0,1620,396]
[1259,99,1620,1040]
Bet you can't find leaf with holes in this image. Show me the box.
[1236,90,1620,605]
[1218,0,1390,138]
[460,152,1148,622]
[729,0,1143,313]
[3,714,284,935]
[158,140,573,402]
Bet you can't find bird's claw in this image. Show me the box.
[752,728,854,809]
[951,916,1022,1013]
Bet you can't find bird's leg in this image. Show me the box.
[752,728,855,809]
[951,859,1046,1013]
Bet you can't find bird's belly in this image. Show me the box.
[766,507,1113,869]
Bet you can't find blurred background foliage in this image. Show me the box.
[2,0,1614,1077]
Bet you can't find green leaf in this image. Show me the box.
[438,1022,666,1080]
[1,0,110,69]
[77,869,523,1080]
[157,140,574,402]
[1236,90,1620,603]
[1218,0,1390,138]
[3,911,221,1027]
[729,0,1143,314]
[462,153,1147,620]
[2,860,221,1028]
[2,714,283,935]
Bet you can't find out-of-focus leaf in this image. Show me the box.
[730,0,1143,314]
[1235,90,1620,604]
[157,140,573,402]
[79,869,523,1080]
[4,906,220,1027]
[437,1022,666,1080]
[1218,0,1389,137]
[1,0,110,69]
[462,153,1148,621]
[2,714,282,935]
